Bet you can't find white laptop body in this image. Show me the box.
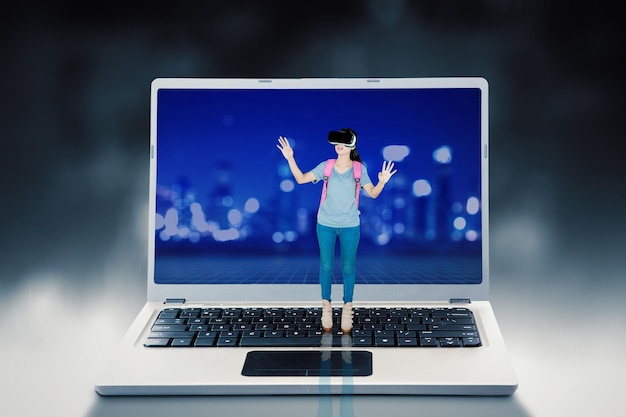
[95,77,518,396]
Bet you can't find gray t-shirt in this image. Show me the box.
[311,160,373,228]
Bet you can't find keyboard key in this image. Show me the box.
[405,324,427,331]
[239,337,321,347]
[439,338,461,347]
[241,330,262,338]
[143,338,170,347]
[430,324,476,331]
[419,337,438,347]
[220,330,241,338]
[222,308,242,317]
[171,338,193,347]
[462,337,481,347]
[180,309,201,318]
[375,337,396,347]
[148,331,195,339]
[374,330,395,338]
[155,318,186,325]
[188,324,209,332]
[398,337,418,347]
[158,309,180,319]
[151,324,187,332]
[420,330,478,338]
[443,318,475,325]
[352,337,373,347]
[194,338,216,347]
[196,331,218,339]
[211,324,232,331]
[217,337,238,347]
[201,308,222,318]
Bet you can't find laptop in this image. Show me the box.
[94,77,518,396]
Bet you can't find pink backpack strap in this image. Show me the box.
[352,161,362,208]
[318,159,335,213]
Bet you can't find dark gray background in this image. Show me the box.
[1,1,624,416]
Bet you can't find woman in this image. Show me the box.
[276,128,397,332]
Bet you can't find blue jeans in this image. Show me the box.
[316,223,360,304]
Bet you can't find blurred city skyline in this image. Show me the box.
[154,87,482,248]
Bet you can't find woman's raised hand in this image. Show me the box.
[378,160,397,184]
[276,136,294,160]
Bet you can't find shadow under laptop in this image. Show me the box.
[87,393,530,417]
[87,335,530,417]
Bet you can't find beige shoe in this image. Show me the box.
[341,302,353,332]
[321,300,333,331]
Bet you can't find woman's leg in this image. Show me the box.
[316,223,337,302]
[338,226,360,304]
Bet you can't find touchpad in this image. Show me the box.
[242,350,372,377]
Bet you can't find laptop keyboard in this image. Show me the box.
[144,306,481,348]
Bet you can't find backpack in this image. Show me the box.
[318,159,362,212]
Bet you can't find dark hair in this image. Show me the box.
[341,128,363,163]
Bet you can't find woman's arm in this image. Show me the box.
[363,161,397,199]
[276,136,316,184]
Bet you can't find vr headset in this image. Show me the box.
[328,129,357,148]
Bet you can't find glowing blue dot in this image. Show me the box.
[465,230,479,241]
[189,232,200,243]
[190,202,202,214]
[228,209,242,226]
[272,232,284,243]
[280,179,295,192]
[466,197,480,215]
[433,146,452,164]
[382,145,410,162]
[177,227,190,239]
[221,196,234,207]
[164,208,179,236]
[213,228,240,242]
[376,233,390,246]
[412,179,432,197]
[453,217,467,230]
[155,213,165,230]
[244,198,260,213]
[284,231,297,242]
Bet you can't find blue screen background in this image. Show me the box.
[153,87,483,285]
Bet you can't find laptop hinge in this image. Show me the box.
[449,298,471,304]
[164,298,186,304]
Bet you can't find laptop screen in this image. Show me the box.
[151,80,484,288]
